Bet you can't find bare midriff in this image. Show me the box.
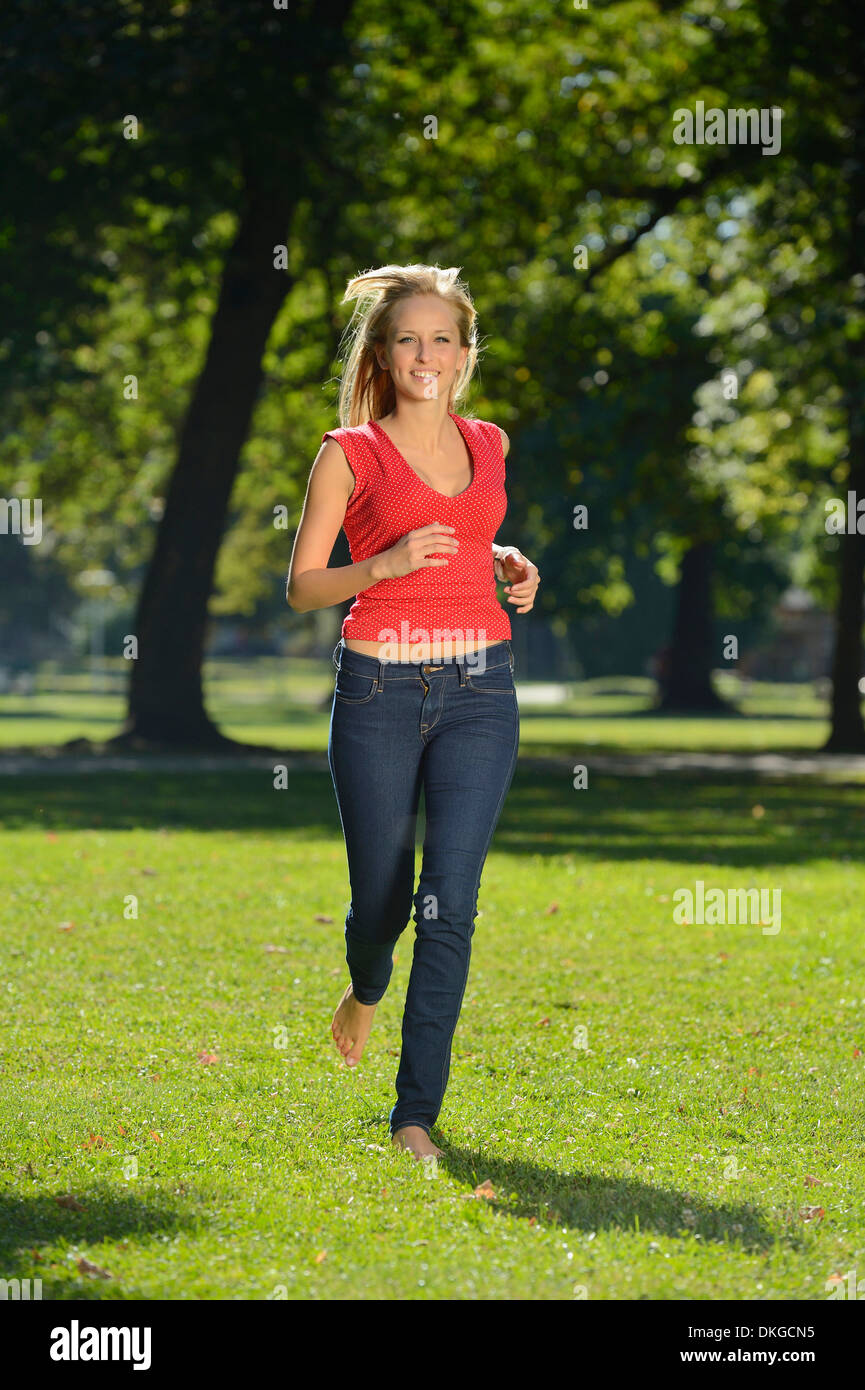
[343,636,500,661]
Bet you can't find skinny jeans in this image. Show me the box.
[327,638,520,1138]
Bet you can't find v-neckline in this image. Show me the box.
[369,412,477,501]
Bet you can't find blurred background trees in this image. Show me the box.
[2,0,862,746]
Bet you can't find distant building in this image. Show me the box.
[740,587,835,682]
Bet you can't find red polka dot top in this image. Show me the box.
[321,412,512,644]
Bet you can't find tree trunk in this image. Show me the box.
[110,178,293,748]
[657,540,729,712]
[823,454,865,752]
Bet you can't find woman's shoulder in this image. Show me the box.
[321,421,379,462]
[322,419,375,442]
[455,414,509,458]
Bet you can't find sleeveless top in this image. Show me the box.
[321,412,511,644]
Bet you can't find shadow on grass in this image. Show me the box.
[0,1186,201,1299]
[0,708,118,723]
[437,1145,779,1255]
[0,766,863,868]
[359,1112,779,1255]
[545,707,827,723]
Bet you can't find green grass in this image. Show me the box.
[0,658,855,756]
[1,768,864,1299]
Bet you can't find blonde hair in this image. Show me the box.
[334,263,480,428]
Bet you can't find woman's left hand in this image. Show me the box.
[494,549,540,614]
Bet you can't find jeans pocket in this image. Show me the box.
[334,665,379,704]
[465,664,514,695]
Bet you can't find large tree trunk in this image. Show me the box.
[110,178,293,748]
[824,167,865,754]
[823,454,865,753]
[657,540,729,712]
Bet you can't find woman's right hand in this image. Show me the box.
[373,523,459,580]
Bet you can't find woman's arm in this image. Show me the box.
[492,427,516,567]
[490,423,540,611]
[287,439,383,612]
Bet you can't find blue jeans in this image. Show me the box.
[327,638,520,1138]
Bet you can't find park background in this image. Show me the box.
[1,0,864,1303]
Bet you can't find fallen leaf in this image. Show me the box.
[58,922,75,932]
[140,867,158,876]
[116,1123,126,1135]
[314,1250,328,1264]
[473,1179,496,1199]
[81,1134,108,1151]
[799,1206,825,1221]
[263,944,289,954]
[803,1175,821,1186]
[54,1194,86,1211]
[77,1256,112,1279]
[751,804,765,818]
[537,1017,550,1027]
[544,902,560,915]
[149,1130,162,1143]
[314,914,334,923]
[196,1051,219,1065]
[853,1048,861,1058]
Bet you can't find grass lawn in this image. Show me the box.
[0,659,856,756]
[1,765,863,1299]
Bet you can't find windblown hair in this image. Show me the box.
[334,264,480,428]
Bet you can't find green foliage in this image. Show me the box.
[1,0,862,642]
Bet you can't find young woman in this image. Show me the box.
[287,264,540,1161]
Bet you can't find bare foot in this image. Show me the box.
[391,1125,444,1160]
[330,980,377,1068]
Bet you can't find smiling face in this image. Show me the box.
[376,294,468,405]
